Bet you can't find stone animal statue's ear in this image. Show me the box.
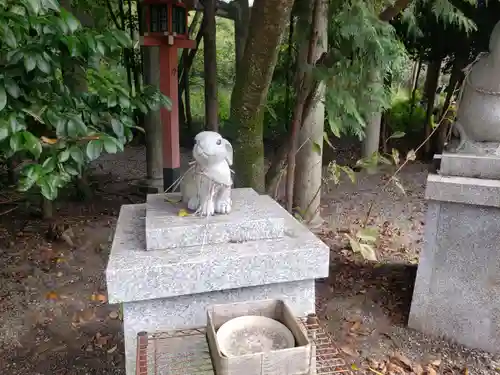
[224,139,233,166]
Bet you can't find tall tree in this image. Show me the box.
[230,0,294,192]
[203,0,219,130]
[233,0,250,74]
[293,0,328,225]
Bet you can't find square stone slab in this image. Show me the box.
[145,188,286,250]
[107,204,329,303]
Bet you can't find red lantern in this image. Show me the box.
[139,0,194,48]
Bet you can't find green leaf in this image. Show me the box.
[70,146,84,164]
[60,8,80,33]
[39,178,57,200]
[328,115,341,138]
[359,244,377,261]
[24,54,36,72]
[36,55,51,74]
[0,86,7,111]
[86,139,103,161]
[66,116,87,137]
[323,132,335,150]
[113,30,132,47]
[5,78,21,99]
[391,148,400,165]
[22,132,42,159]
[9,132,23,152]
[356,227,378,243]
[102,136,118,154]
[0,124,8,141]
[312,141,322,154]
[63,164,79,176]
[3,26,17,48]
[22,163,42,182]
[26,0,41,14]
[118,95,131,109]
[160,95,172,110]
[340,166,356,184]
[18,176,37,192]
[8,114,24,132]
[42,156,57,173]
[111,119,124,137]
[43,0,60,11]
[388,131,405,140]
[58,149,70,162]
[107,94,117,108]
[346,234,362,253]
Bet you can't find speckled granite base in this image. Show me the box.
[410,164,500,353]
[439,153,500,180]
[145,188,286,250]
[107,192,330,375]
[107,204,329,303]
[123,279,315,375]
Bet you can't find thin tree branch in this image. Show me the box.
[105,0,121,29]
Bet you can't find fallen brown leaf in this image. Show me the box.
[387,362,405,374]
[413,364,424,375]
[429,359,442,367]
[350,321,361,332]
[46,291,59,300]
[91,293,108,303]
[94,332,111,347]
[391,351,413,370]
[368,367,384,375]
[340,345,357,357]
[425,365,437,375]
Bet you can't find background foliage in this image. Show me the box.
[0,0,170,201]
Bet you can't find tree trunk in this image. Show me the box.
[203,0,219,130]
[435,56,467,154]
[407,60,418,95]
[423,58,442,158]
[230,0,294,192]
[409,58,422,117]
[362,71,383,173]
[143,46,163,188]
[233,0,250,74]
[293,0,327,226]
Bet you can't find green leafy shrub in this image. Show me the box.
[0,0,170,200]
[386,92,426,136]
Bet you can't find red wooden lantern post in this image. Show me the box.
[140,0,196,190]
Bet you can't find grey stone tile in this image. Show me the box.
[440,153,500,179]
[409,201,500,353]
[107,204,329,304]
[425,173,500,208]
[145,188,286,250]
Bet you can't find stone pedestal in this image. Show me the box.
[106,188,330,375]
[408,153,500,353]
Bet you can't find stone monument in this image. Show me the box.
[105,131,330,374]
[408,21,500,354]
[449,20,500,155]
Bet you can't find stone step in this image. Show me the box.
[107,203,329,304]
[145,188,286,251]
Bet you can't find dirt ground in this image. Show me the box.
[0,145,499,375]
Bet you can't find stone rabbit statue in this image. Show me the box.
[181,131,233,216]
